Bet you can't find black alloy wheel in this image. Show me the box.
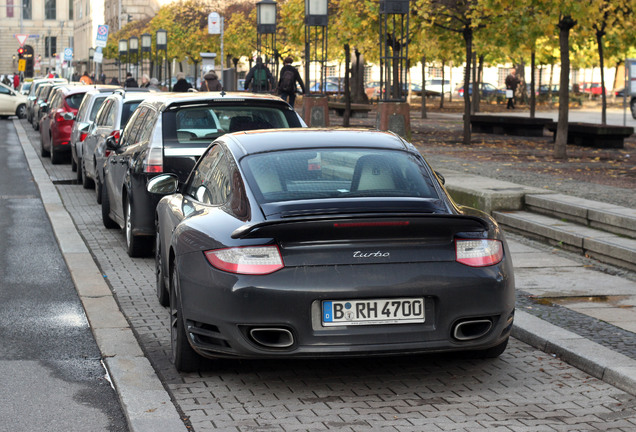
[124,196,152,257]
[156,220,169,306]
[170,268,203,372]
[101,182,119,229]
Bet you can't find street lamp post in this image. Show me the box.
[141,33,151,80]
[156,29,167,89]
[302,0,329,127]
[118,39,128,84]
[129,36,139,82]
[377,0,411,139]
[256,0,277,82]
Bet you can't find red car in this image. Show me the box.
[580,82,605,96]
[40,85,88,164]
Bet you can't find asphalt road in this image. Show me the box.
[0,119,128,432]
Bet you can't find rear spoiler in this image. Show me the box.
[231,214,490,240]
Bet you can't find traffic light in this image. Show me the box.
[17,47,25,59]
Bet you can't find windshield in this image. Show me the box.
[162,103,303,146]
[66,93,86,109]
[89,96,107,121]
[242,149,440,204]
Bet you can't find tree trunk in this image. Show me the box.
[344,44,351,127]
[471,52,478,114]
[350,49,369,104]
[530,51,536,118]
[555,16,576,159]
[439,61,445,109]
[462,25,472,146]
[421,55,427,119]
[596,31,607,125]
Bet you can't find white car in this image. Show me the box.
[0,82,27,119]
[425,79,452,97]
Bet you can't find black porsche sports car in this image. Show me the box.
[149,128,515,371]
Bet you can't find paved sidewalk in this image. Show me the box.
[14,115,636,430]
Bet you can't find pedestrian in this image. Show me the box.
[505,68,520,110]
[140,74,150,88]
[173,72,192,92]
[99,72,106,84]
[80,71,93,85]
[47,70,58,78]
[13,72,20,90]
[277,57,305,107]
[244,56,275,93]
[109,77,120,86]
[148,78,160,91]
[71,72,80,82]
[199,70,222,92]
[124,72,138,88]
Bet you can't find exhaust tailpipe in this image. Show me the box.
[453,319,493,341]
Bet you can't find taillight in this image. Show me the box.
[110,130,120,145]
[55,111,65,122]
[79,132,88,142]
[455,239,503,267]
[204,246,284,275]
[143,118,163,173]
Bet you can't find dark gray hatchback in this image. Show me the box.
[101,92,305,257]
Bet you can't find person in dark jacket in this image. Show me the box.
[199,70,223,92]
[109,77,120,85]
[505,69,520,109]
[173,72,192,92]
[277,57,305,107]
[124,72,138,88]
[244,57,275,93]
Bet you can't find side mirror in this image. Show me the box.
[41,104,49,113]
[62,112,75,121]
[147,174,179,195]
[435,171,446,185]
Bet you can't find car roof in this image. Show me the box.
[223,129,413,158]
[54,85,91,95]
[107,89,157,102]
[138,91,291,111]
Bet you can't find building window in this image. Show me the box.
[22,0,31,19]
[326,65,337,78]
[69,0,73,19]
[7,0,14,17]
[45,36,57,58]
[428,67,443,79]
[45,0,56,20]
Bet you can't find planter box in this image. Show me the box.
[470,115,552,137]
[546,122,634,149]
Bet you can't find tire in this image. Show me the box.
[50,138,63,165]
[464,337,509,359]
[81,160,94,189]
[95,170,102,205]
[170,268,203,372]
[40,140,50,157]
[631,98,636,120]
[101,182,118,229]
[156,220,169,307]
[76,157,83,183]
[71,154,77,172]
[124,196,152,257]
[16,104,26,119]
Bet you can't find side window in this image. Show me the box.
[0,86,11,95]
[48,92,61,110]
[186,144,227,204]
[136,108,156,143]
[95,100,112,126]
[105,102,117,127]
[120,106,147,147]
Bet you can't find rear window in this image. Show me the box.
[242,149,439,203]
[121,101,142,128]
[66,93,86,109]
[162,103,302,146]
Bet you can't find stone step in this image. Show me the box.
[494,210,636,272]
[525,194,636,239]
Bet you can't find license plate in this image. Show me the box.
[322,298,425,326]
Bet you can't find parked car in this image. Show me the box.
[580,82,605,96]
[424,79,452,97]
[31,83,55,130]
[26,78,67,124]
[70,85,122,180]
[81,88,154,203]
[0,82,28,119]
[39,85,88,164]
[101,92,306,257]
[365,81,423,99]
[457,83,506,100]
[17,81,32,96]
[147,128,515,371]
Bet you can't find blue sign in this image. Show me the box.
[63,47,73,61]
[96,25,109,48]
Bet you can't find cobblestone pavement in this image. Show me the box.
[21,119,636,431]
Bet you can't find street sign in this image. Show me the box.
[64,47,73,61]
[96,25,109,48]
[208,12,221,34]
[15,34,28,47]
[18,59,26,72]
[94,47,103,63]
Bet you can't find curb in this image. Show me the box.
[513,310,636,396]
[13,120,188,432]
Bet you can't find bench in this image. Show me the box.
[546,122,634,149]
[470,115,552,137]
[328,102,373,118]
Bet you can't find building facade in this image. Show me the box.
[1,0,74,77]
